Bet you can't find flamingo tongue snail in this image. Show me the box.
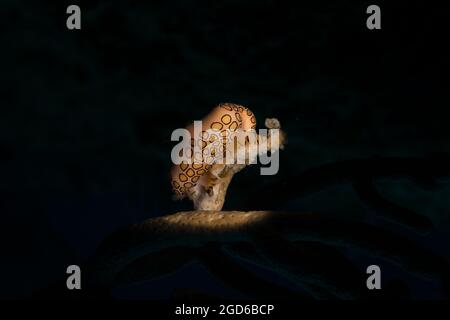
[170,103,286,211]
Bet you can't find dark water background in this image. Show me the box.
[0,1,448,298]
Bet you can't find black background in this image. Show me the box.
[0,1,448,299]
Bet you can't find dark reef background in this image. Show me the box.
[0,1,448,299]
